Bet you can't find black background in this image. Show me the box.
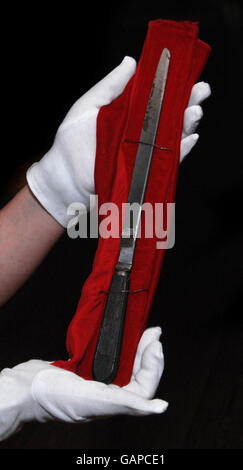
[0,0,242,449]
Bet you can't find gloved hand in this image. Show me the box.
[0,327,167,442]
[26,56,211,227]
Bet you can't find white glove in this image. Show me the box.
[26,56,211,227]
[0,327,167,442]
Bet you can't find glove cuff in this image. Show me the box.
[27,163,66,227]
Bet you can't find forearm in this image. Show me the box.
[0,185,64,306]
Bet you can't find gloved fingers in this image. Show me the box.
[32,365,168,422]
[188,81,211,107]
[123,339,164,399]
[108,381,168,417]
[180,82,210,162]
[32,367,132,422]
[131,326,162,378]
[180,133,199,163]
[108,396,168,417]
[182,105,203,138]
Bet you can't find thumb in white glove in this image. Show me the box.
[0,327,167,442]
[27,57,136,227]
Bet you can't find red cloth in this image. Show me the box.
[53,20,211,386]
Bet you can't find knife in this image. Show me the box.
[92,48,171,384]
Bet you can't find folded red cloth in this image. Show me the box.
[53,20,211,386]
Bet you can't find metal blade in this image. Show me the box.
[117,48,171,270]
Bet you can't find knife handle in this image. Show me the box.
[92,267,130,384]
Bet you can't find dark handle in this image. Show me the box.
[92,268,130,384]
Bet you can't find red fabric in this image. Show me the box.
[53,20,211,386]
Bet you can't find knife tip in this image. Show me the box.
[164,48,171,59]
